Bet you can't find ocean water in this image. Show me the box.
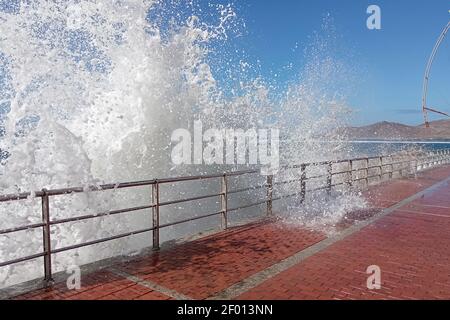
[277,140,450,165]
[348,141,450,157]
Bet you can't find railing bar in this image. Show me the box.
[331,170,351,176]
[159,211,224,229]
[273,192,300,200]
[50,204,156,226]
[0,252,47,268]
[272,178,302,186]
[159,193,222,207]
[228,199,268,212]
[0,222,46,235]
[366,165,384,169]
[330,182,345,187]
[350,168,372,173]
[158,169,259,184]
[52,226,157,254]
[157,175,222,184]
[306,173,329,180]
[353,173,396,182]
[46,181,157,196]
[0,192,36,202]
[282,156,379,169]
[53,210,228,254]
[388,160,416,166]
[0,180,159,202]
[224,169,260,177]
[366,174,383,179]
[227,184,266,194]
[0,172,259,202]
[307,185,329,192]
[273,181,346,199]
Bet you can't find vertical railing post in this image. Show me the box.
[41,189,53,285]
[414,157,419,174]
[403,157,407,174]
[152,181,160,251]
[300,164,306,203]
[365,158,369,186]
[347,160,353,187]
[411,158,415,175]
[266,174,273,216]
[326,162,332,195]
[389,156,393,179]
[221,174,228,228]
[379,156,383,180]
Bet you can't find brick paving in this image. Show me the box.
[12,270,171,300]
[8,165,450,300]
[238,168,450,300]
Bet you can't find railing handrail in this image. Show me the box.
[1,148,450,286]
[0,150,442,202]
[0,170,263,203]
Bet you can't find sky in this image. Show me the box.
[216,0,450,126]
[1,0,449,127]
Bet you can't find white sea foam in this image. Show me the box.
[0,1,362,288]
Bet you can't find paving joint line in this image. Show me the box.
[208,175,450,300]
[418,204,450,209]
[107,267,192,300]
[396,209,450,219]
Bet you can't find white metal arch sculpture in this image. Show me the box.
[422,20,450,127]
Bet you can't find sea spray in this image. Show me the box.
[0,1,362,288]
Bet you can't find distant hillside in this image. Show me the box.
[338,119,450,140]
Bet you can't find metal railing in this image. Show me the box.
[1,148,450,285]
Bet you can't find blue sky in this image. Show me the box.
[1,0,449,127]
[215,0,450,126]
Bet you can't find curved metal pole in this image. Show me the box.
[422,21,450,127]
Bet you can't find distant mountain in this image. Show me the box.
[338,119,450,140]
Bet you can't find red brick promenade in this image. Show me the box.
[9,165,450,300]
